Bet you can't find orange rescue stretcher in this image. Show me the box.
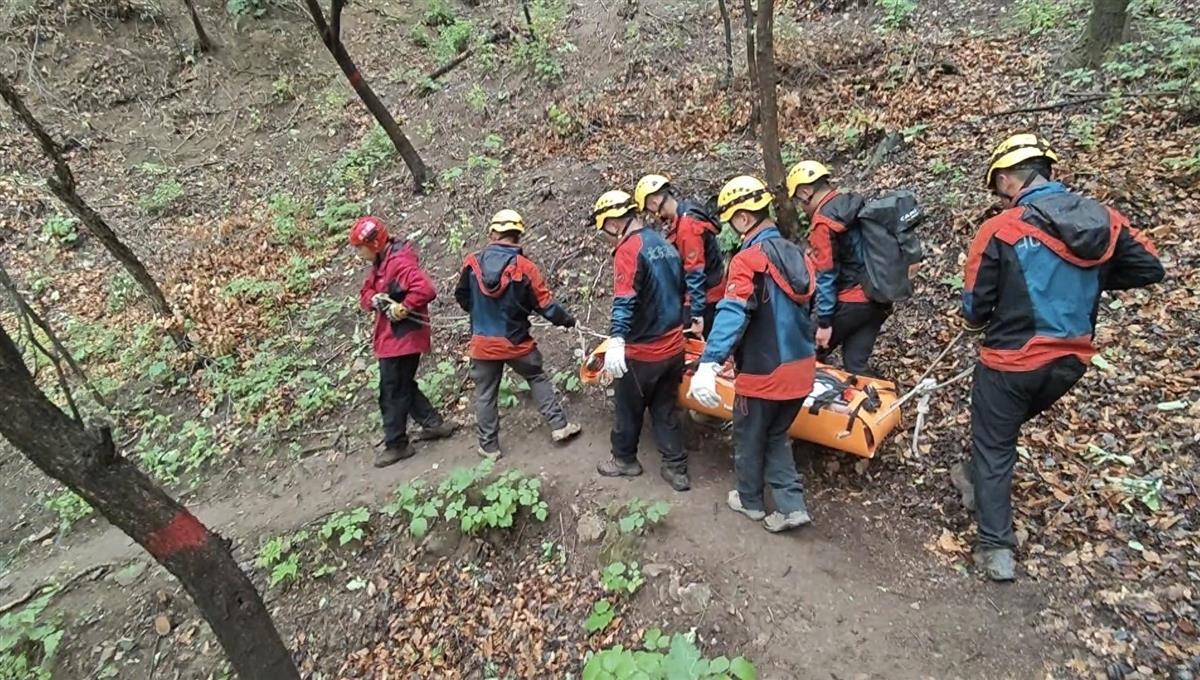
[579,337,903,459]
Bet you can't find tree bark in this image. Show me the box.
[0,73,189,352]
[742,0,759,133]
[0,321,299,680]
[1076,0,1130,68]
[752,0,798,236]
[302,0,430,192]
[717,0,734,92]
[181,0,214,53]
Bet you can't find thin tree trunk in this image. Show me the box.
[1076,0,1130,68]
[181,0,213,53]
[742,0,759,133]
[302,0,430,192]
[0,73,189,352]
[521,0,535,40]
[0,264,108,413]
[0,321,299,680]
[718,0,734,92]
[753,0,799,236]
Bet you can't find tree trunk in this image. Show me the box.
[717,0,734,92]
[742,0,759,133]
[753,0,799,236]
[0,321,300,680]
[0,73,189,352]
[181,0,214,53]
[1076,0,1130,68]
[302,0,430,192]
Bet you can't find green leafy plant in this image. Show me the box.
[319,506,371,546]
[584,599,615,634]
[617,499,670,534]
[498,374,529,409]
[40,214,78,247]
[928,157,951,176]
[409,24,431,47]
[423,0,455,26]
[317,194,363,236]
[435,19,475,64]
[226,0,268,19]
[458,470,549,533]
[467,83,489,114]
[1069,115,1098,150]
[0,589,63,680]
[256,530,310,587]
[553,369,583,393]
[878,0,916,32]
[333,126,394,188]
[282,255,314,295]
[272,75,295,102]
[1165,145,1200,175]
[583,629,757,679]
[139,179,184,215]
[1009,0,1070,35]
[43,490,92,533]
[600,561,645,597]
[717,224,740,255]
[546,103,578,137]
[513,0,574,83]
[383,479,443,537]
[1105,475,1164,513]
[417,359,459,408]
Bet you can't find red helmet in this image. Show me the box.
[349,216,389,252]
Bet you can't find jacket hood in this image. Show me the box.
[380,239,418,268]
[474,243,521,295]
[749,228,813,304]
[1019,184,1115,263]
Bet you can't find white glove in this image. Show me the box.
[603,337,627,380]
[688,362,721,409]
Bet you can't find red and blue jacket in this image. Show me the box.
[962,182,1164,372]
[358,240,435,359]
[455,243,575,361]
[666,199,726,319]
[611,226,685,361]
[700,225,817,400]
[808,191,868,325]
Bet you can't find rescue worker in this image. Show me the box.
[687,176,817,532]
[351,216,456,468]
[633,174,726,337]
[787,161,895,376]
[591,190,690,492]
[454,209,583,458]
[956,134,1164,581]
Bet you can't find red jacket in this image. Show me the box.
[358,240,435,358]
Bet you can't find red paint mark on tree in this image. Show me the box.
[146,509,209,560]
[347,69,362,86]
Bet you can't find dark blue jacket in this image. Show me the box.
[701,226,816,400]
[610,227,685,361]
[962,182,1164,371]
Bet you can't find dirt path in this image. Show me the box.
[4,410,1057,678]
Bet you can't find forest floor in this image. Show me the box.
[0,0,1197,677]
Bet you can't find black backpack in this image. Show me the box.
[854,191,925,303]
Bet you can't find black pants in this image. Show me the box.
[733,396,808,514]
[969,357,1086,549]
[611,354,686,471]
[379,354,444,448]
[823,301,892,375]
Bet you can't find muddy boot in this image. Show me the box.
[726,490,765,521]
[974,548,1015,582]
[551,422,582,443]
[763,508,813,533]
[597,457,643,478]
[374,443,414,468]
[660,466,691,492]
[950,461,976,512]
[414,421,458,441]
[478,444,503,460]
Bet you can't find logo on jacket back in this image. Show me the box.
[643,245,676,261]
[1014,236,1043,253]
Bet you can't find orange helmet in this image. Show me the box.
[349,216,389,252]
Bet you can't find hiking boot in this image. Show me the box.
[726,490,766,521]
[478,445,503,460]
[950,462,976,512]
[414,421,457,441]
[660,467,691,492]
[974,548,1016,582]
[763,508,813,533]
[551,422,582,442]
[374,443,414,468]
[597,457,643,478]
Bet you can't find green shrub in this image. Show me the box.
[878,0,916,31]
[383,460,549,538]
[583,630,757,679]
[44,490,92,533]
[40,214,78,247]
[423,0,455,26]
[333,126,394,188]
[226,0,268,18]
[0,589,63,680]
[318,507,371,546]
[139,179,184,215]
[435,20,475,64]
[1009,0,1070,35]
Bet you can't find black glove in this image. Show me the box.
[560,314,577,329]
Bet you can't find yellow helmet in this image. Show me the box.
[986,133,1059,187]
[488,209,525,234]
[717,175,773,222]
[634,174,671,210]
[786,160,831,197]
[592,190,637,230]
